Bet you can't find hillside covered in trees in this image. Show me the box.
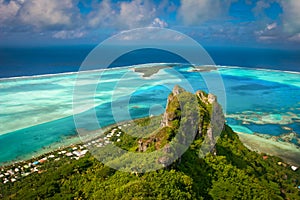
[1,86,299,199]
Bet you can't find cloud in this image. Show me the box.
[87,0,168,29]
[151,17,168,28]
[87,0,114,28]
[116,0,157,29]
[250,0,300,44]
[115,28,184,42]
[0,0,299,47]
[177,0,233,26]
[254,22,279,42]
[0,0,168,39]
[157,0,178,14]
[252,0,271,17]
[266,22,277,30]
[18,0,77,30]
[52,30,86,39]
[288,33,300,42]
[257,35,277,41]
[280,0,300,34]
[0,0,22,23]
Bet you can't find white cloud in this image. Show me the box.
[53,30,86,39]
[0,0,22,23]
[258,36,277,41]
[254,22,279,42]
[288,33,300,42]
[115,28,184,42]
[252,0,271,17]
[251,0,300,43]
[280,0,300,34]
[0,0,170,40]
[87,0,166,29]
[18,0,76,29]
[87,0,114,28]
[117,0,157,29]
[266,22,277,30]
[1,0,298,45]
[252,0,300,33]
[151,17,168,28]
[177,0,233,25]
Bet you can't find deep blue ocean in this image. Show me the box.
[0,46,299,78]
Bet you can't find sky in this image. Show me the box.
[0,0,300,49]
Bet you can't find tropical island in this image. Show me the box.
[133,65,171,77]
[1,86,299,199]
[1,0,300,199]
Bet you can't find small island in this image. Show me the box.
[133,65,171,77]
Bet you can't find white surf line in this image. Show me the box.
[0,63,183,82]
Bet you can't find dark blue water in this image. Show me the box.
[0,46,299,78]
[206,46,300,72]
[0,46,188,78]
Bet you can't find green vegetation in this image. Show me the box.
[1,87,299,199]
[122,115,161,138]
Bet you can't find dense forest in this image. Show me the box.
[1,86,299,199]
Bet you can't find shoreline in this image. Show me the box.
[237,132,300,165]
[2,126,300,167]
[0,135,82,167]
[0,118,144,167]
[0,120,137,184]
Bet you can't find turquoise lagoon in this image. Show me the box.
[0,64,299,165]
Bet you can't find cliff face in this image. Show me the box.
[160,85,184,127]
[196,90,225,154]
[137,85,225,160]
[159,85,225,154]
